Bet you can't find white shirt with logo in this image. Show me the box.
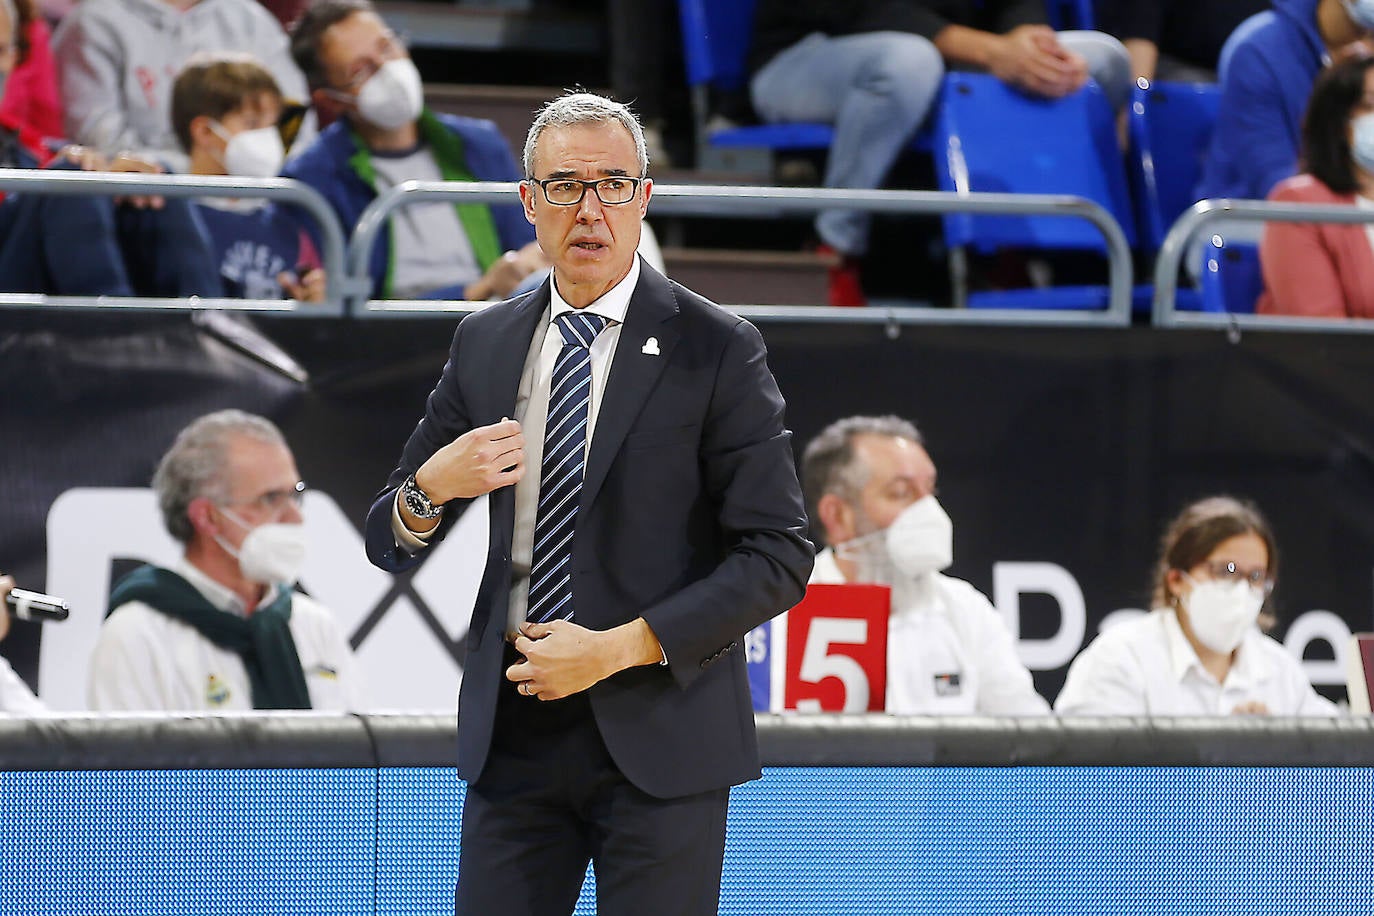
[88,560,366,712]
[810,549,1050,716]
[1054,608,1338,716]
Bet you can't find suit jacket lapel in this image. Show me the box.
[483,282,549,537]
[582,263,680,506]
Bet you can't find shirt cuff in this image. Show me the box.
[391,489,439,553]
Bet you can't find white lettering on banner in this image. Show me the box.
[795,618,870,713]
[744,626,768,665]
[993,561,1087,670]
[41,487,486,711]
[1283,610,1351,687]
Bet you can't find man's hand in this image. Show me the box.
[415,418,525,504]
[988,25,1088,98]
[1231,700,1271,716]
[278,267,326,302]
[465,241,552,301]
[506,617,663,700]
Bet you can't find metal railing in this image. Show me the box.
[0,169,355,317]
[348,181,1136,325]
[1153,198,1374,334]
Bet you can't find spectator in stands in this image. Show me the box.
[173,53,324,301]
[1095,0,1269,82]
[51,0,311,171]
[1198,0,1373,205]
[89,410,365,711]
[0,0,61,160]
[0,0,221,297]
[286,0,547,301]
[1056,496,1337,716]
[800,415,1049,715]
[748,2,1132,307]
[0,572,46,713]
[1259,53,1374,317]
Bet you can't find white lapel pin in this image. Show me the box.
[641,336,660,356]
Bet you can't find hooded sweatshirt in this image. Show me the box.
[52,0,309,170]
[1197,0,1330,202]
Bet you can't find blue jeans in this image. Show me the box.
[751,31,945,256]
[749,29,1133,257]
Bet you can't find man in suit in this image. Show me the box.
[364,92,813,916]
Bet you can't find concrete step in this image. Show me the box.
[660,247,835,307]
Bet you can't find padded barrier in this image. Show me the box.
[2,715,1373,915]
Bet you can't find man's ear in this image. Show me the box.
[185,496,219,540]
[310,87,348,126]
[816,493,856,545]
[519,180,537,225]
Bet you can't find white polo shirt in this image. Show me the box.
[1054,608,1338,716]
[89,560,367,712]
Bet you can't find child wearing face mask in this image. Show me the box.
[1259,51,1374,317]
[1055,496,1339,717]
[171,52,325,301]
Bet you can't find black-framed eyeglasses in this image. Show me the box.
[224,480,307,515]
[1195,560,1275,595]
[530,177,642,206]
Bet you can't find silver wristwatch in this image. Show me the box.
[401,473,443,519]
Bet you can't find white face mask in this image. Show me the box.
[1345,0,1374,31]
[833,528,896,584]
[1179,575,1264,654]
[210,122,286,178]
[355,58,424,131]
[885,495,954,579]
[1352,112,1374,176]
[215,506,307,586]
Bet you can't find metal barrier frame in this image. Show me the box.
[348,181,1135,325]
[0,169,356,317]
[1153,198,1374,333]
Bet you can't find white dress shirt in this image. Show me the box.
[808,549,1050,716]
[0,655,45,714]
[1054,607,1339,716]
[393,258,639,636]
[88,559,367,712]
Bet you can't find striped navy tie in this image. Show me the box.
[526,310,609,624]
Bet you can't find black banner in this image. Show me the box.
[2,312,1370,706]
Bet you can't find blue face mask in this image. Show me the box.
[1352,112,1374,175]
[1345,0,1374,31]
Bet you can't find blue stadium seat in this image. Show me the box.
[677,0,930,171]
[933,72,1140,309]
[1128,80,1221,252]
[1046,0,1095,30]
[1201,236,1261,313]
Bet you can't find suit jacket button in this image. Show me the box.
[699,659,710,669]
[728,641,738,651]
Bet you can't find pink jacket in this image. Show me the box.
[1258,174,1374,318]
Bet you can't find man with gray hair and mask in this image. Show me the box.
[801,415,1048,715]
[88,409,364,711]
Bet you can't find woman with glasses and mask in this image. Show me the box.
[1259,52,1374,317]
[1055,497,1337,716]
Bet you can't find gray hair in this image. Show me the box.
[153,409,287,543]
[522,92,648,179]
[801,415,924,543]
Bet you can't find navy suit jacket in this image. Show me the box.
[364,262,813,798]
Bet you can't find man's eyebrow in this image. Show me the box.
[541,168,634,179]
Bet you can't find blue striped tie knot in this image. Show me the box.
[526,310,608,624]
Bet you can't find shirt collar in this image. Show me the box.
[1160,607,1272,688]
[548,255,640,327]
[175,558,279,618]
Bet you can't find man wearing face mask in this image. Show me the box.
[173,53,324,301]
[284,0,547,301]
[88,410,365,712]
[800,416,1049,716]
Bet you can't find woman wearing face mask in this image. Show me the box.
[1056,497,1338,716]
[1259,52,1374,317]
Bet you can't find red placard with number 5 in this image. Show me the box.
[781,583,889,712]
